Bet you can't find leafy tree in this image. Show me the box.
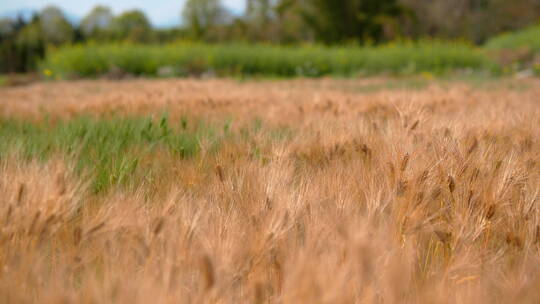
[0,18,15,38]
[266,0,314,43]
[15,15,45,72]
[111,10,153,42]
[246,0,275,25]
[237,0,312,43]
[0,14,46,73]
[39,5,74,45]
[81,5,114,40]
[401,0,540,43]
[182,0,230,40]
[242,0,279,41]
[301,0,408,44]
[0,17,17,72]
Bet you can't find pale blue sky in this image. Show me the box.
[0,0,246,27]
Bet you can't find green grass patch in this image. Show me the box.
[0,115,294,193]
[0,115,221,193]
[485,25,540,53]
[42,41,499,79]
[484,25,540,75]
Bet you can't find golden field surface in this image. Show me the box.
[0,78,539,303]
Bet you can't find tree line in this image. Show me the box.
[1,0,540,73]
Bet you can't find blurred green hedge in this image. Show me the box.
[41,41,499,79]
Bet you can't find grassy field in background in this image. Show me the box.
[35,24,540,81]
[485,25,540,53]
[0,78,538,303]
[484,25,540,75]
[41,41,498,79]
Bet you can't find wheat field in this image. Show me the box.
[0,78,538,303]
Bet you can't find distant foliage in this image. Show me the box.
[400,0,540,43]
[182,0,231,41]
[485,25,540,53]
[300,0,410,44]
[42,41,498,78]
[484,25,540,75]
[80,6,114,40]
[1,1,540,73]
[0,15,46,73]
[110,10,154,43]
[39,5,75,45]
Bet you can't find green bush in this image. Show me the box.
[484,25,540,53]
[41,41,499,78]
